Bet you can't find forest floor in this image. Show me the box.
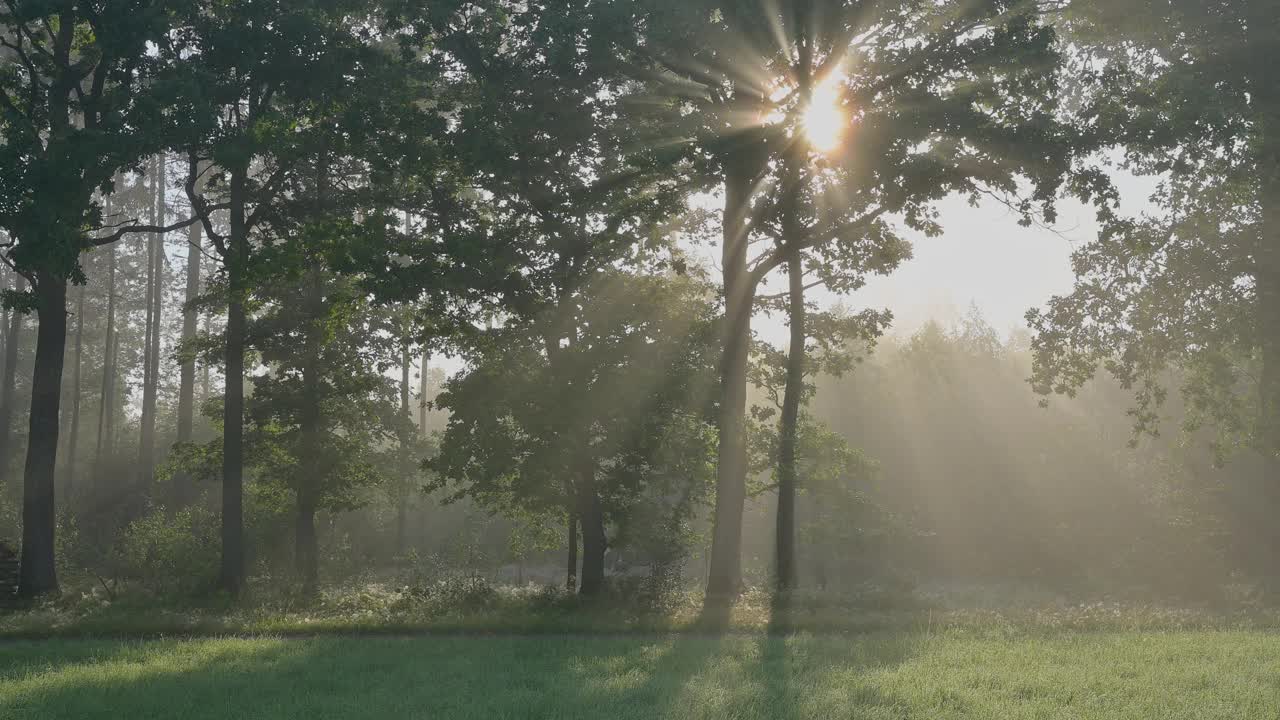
[2,630,1277,719]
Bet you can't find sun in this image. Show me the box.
[801,77,845,153]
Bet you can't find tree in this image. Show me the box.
[169,0,407,593]
[432,271,719,595]
[1030,2,1280,477]
[172,186,203,509]
[248,267,403,593]
[635,0,1073,599]
[391,0,699,593]
[0,0,198,598]
[136,155,166,503]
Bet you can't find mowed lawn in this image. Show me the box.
[1,631,1277,719]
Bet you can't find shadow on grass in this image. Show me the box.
[1,603,925,720]
[541,597,922,719]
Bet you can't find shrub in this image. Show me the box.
[116,506,220,595]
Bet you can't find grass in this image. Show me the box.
[6,580,1280,640]
[2,629,1278,719]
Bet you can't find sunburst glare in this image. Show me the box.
[802,76,845,153]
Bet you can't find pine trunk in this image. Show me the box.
[65,284,85,501]
[137,156,164,503]
[18,272,67,598]
[397,340,410,556]
[95,246,118,473]
[418,351,429,435]
[173,216,201,509]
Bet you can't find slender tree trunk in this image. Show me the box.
[219,169,249,595]
[295,268,325,594]
[0,275,25,484]
[577,473,607,596]
[201,310,211,403]
[104,330,121,459]
[775,250,806,592]
[296,493,318,593]
[95,246,117,474]
[0,267,8,374]
[706,145,765,601]
[65,284,85,502]
[418,351,429,436]
[396,339,410,556]
[137,155,164,503]
[172,214,201,509]
[19,273,67,598]
[566,512,578,592]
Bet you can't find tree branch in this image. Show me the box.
[92,207,229,246]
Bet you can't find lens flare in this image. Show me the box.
[802,77,845,153]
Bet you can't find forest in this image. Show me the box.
[1,1,1278,718]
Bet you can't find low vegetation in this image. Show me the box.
[5,629,1279,720]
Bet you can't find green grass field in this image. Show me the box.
[2,630,1277,719]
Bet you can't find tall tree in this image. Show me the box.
[94,244,119,474]
[432,271,719,596]
[248,266,401,594]
[171,0,401,593]
[137,156,165,501]
[1031,2,1280,487]
[0,0,193,597]
[64,284,85,499]
[636,0,1072,599]
[172,199,203,509]
[414,0,697,593]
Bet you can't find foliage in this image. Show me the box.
[115,506,220,595]
[431,271,720,540]
[1031,0,1280,463]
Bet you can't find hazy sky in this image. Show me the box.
[748,171,1160,349]
[755,193,1088,347]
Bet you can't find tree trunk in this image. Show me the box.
[65,284,85,502]
[577,475,607,596]
[775,251,805,592]
[137,155,164,503]
[200,309,211,403]
[95,246,118,473]
[706,146,765,601]
[0,267,7,374]
[396,339,410,556]
[295,268,325,593]
[418,351,429,436]
[296,493,318,593]
[219,168,249,596]
[172,216,201,509]
[19,273,67,598]
[0,275,25,485]
[566,513,578,592]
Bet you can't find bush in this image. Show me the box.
[116,506,220,595]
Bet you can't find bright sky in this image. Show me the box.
[756,192,1089,346]
[749,171,1160,349]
